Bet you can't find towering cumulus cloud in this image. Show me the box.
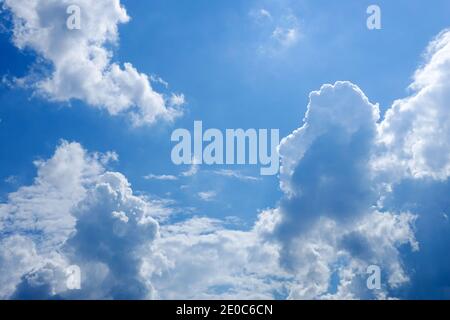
[275,81,417,299]
[0,142,163,299]
[269,29,450,299]
[2,0,183,125]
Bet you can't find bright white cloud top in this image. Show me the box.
[379,29,450,180]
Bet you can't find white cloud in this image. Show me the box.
[60,171,160,299]
[259,9,272,20]
[271,26,299,48]
[2,0,184,126]
[168,93,186,108]
[0,141,105,252]
[181,158,199,177]
[378,29,450,180]
[2,142,279,300]
[274,81,418,298]
[1,153,288,299]
[0,236,41,299]
[148,216,288,299]
[197,191,217,202]
[269,28,450,300]
[144,174,178,181]
[0,141,104,298]
[279,81,380,197]
[250,8,273,22]
[0,141,170,299]
[148,208,416,300]
[4,175,18,185]
[250,7,301,53]
[145,168,261,185]
[150,75,169,89]
[212,169,262,182]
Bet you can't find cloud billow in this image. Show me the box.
[2,0,184,126]
[268,29,450,299]
[0,142,164,299]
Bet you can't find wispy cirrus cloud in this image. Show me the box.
[144,174,178,181]
[250,7,301,53]
[212,169,262,182]
[197,191,217,202]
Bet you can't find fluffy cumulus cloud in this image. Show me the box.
[278,81,380,199]
[1,0,183,125]
[0,141,286,300]
[281,211,418,300]
[0,141,104,252]
[270,29,450,299]
[0,141,167,299]
[274,81,418,299]
[148,216,288,299]
[379,29,450,180]
[374,30,450,299]
[0,235,41,298]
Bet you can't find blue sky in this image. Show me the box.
[1,0,450,299]
[2,0,450,223]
